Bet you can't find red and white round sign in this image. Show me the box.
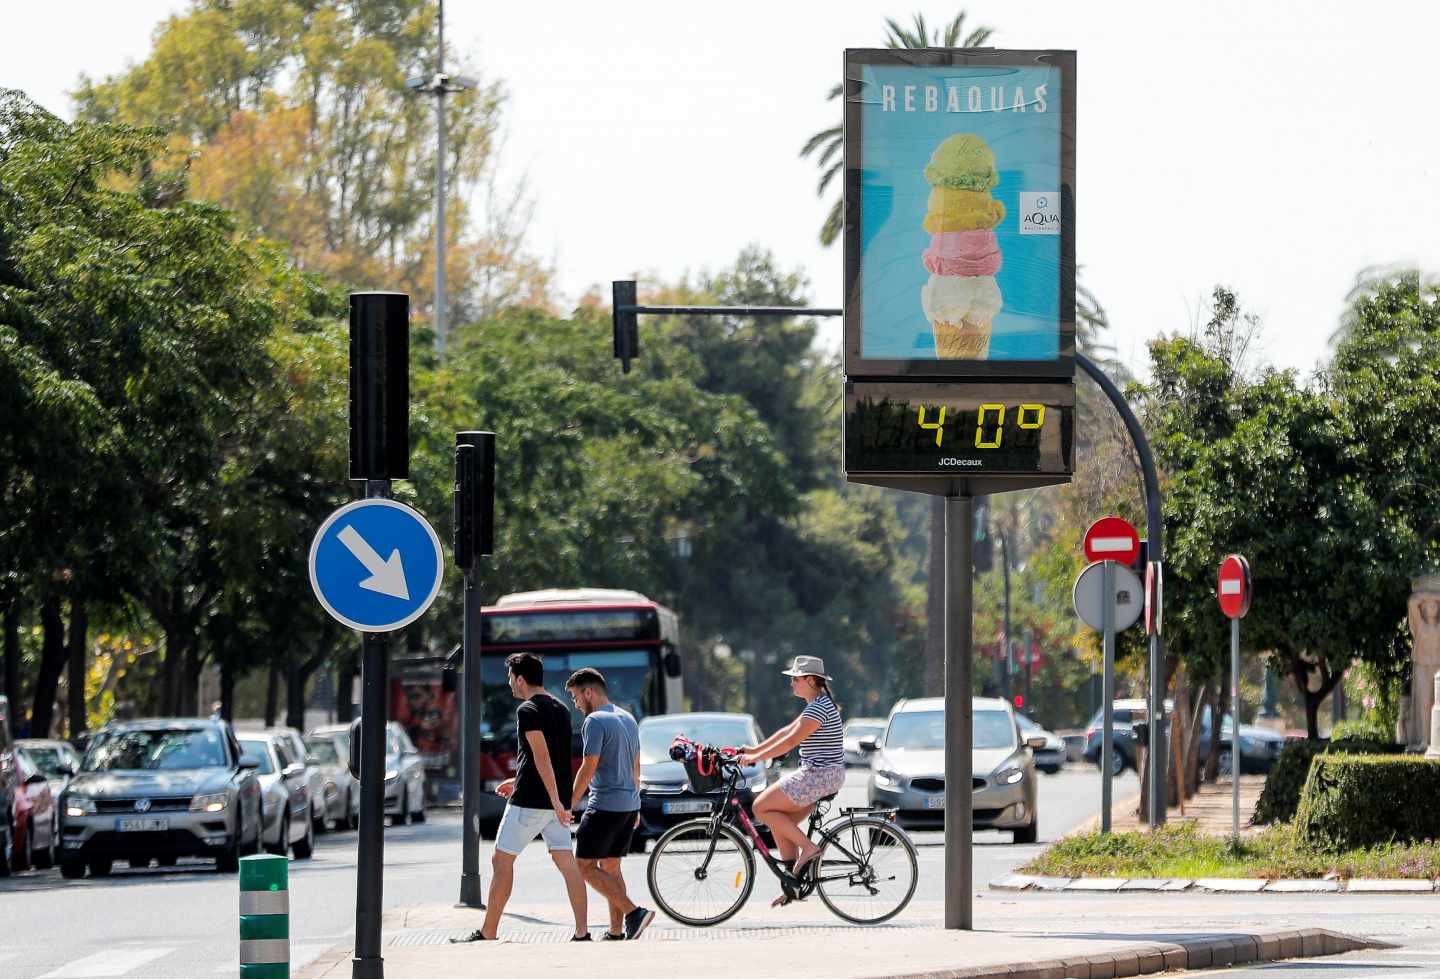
[1083,516,1140,565]
[1218,554,1252,619]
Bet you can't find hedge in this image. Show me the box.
[1252,737,1403,825]
[1295,754,1440,850]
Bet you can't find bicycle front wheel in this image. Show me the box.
[647,818,755,927]
[813,816,918,925]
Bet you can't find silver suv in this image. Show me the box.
[59,719,263,877]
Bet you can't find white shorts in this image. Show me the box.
[495,803,572,855]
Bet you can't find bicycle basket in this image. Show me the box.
[670,737,730,794]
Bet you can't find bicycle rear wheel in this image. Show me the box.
[647,818,755,927]
[813,816,918,925]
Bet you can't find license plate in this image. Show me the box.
[116,817,169,832]
[662,801,712,815]
[925,795,946,810]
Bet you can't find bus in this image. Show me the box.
[388,588,683,832]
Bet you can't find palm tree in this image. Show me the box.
[800,12,995,246]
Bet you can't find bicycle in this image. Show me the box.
[645,744,919,926]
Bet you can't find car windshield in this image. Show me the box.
[845,722,885,739]
[306,740,339,765]
[85,728,228,771]
[20,745,71,778]
[237,740,276,775]
[885,710,1015,751]
[639,718,753,765]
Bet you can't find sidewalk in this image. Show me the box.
[297,901,1379,979]
[1079,774,1266,837]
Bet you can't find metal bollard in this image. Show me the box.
[240,854,289,978]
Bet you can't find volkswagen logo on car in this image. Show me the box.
[133,799,152,813]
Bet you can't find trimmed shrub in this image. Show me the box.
[1296,755,1440,850]
[1252,737,1403,825]
[1329,720,1394,744]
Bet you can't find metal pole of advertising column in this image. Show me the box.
[943,493,974,931]
[1023,627,1033,709]
[354,481,391,979]
[1101,559,1115,834]
[1000,535,1012,701]
[1231,615,1240,841]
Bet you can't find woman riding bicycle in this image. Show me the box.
[738,655,845,906]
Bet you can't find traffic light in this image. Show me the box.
[349,292,410,479]
[454,431,496,569]
[972,499,993,573]
[612,280,639,373]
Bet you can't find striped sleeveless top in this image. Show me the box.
[798,694,845,768]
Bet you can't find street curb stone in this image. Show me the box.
[298,926,1388,979]
[992,875,1440,893]
[1265,878,1340,893]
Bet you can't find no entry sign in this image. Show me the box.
[1218,554,1252,619]
[1083,516,1140,565]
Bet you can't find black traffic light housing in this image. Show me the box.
[612,280,638,374]
[349,292,410,479]
[454,431,496,569]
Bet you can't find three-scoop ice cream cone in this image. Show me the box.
[920,134,1003,358]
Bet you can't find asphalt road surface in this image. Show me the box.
[0,764,1122,977]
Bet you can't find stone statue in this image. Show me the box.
[1406,576,1440,751]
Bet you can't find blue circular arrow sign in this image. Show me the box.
[309,498,445,632]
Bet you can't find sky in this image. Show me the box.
[6,0,1439,379]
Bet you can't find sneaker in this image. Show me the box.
[571,933,593,942]
[601,931,626,941]
[450,929,494,943]
[623,906,655,941]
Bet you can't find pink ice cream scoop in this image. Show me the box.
[922,230,1002,277]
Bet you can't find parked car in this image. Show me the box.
[304,731,358,830]
[17,738,84,799]
[635,712,776,848]
[11,749,57,870]
[58,718,264,878]
[264,727,330,833]
[0,696,16,876]
[1015,713,1066,774]
[1082,700,1286,776]
[237,733,314,860]
[867,696,1042,843]
[384,722,427,826]
[843,717,887,767]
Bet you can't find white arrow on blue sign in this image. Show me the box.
[309,498,445,632]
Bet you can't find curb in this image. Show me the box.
[860,930,1386,979]
[993,873,1440,893]
[297,927,1386,979]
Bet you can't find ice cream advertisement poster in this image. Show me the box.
[843,50,1075,374]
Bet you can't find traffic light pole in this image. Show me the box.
[943,493,974,931]
[354,482,391,979]
[1076,353,1166,827]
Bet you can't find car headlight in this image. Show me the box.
[385,770,399,782]
[873,770,906,790]
[65,796,97,817]
[996,767,1025,785]
[190,792,229,813]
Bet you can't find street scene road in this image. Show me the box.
[0,766,1121,977]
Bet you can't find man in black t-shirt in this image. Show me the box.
[475,652,589,941]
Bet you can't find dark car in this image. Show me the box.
[59,719,264,877]
[635,712,775,849]
[0,696,15,876]
[1083,700,1286,776]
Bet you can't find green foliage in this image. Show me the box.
[1253,737,1404,826]
[1296,755,1440,851]
[1329,719,1395,745]
[1025,822,1440,881]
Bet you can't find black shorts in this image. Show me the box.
[575,808,637,859]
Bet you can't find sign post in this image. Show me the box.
[1080,518,1140,832]
[1218,554,1252,842]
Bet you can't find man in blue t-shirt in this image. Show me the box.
[566,668,654,941]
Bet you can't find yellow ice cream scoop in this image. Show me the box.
[922,188,1005,233]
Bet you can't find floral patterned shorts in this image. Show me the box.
[776,764,847,808]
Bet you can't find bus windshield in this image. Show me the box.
[480,649,657,747]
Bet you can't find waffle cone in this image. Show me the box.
[932,317,992,359]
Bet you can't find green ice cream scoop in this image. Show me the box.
[923,133,999,191]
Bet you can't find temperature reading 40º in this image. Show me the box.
[915,403,1046,449]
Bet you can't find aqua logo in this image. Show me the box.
[1019,192,1061,236]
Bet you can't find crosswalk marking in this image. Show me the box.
[38,946,177,978]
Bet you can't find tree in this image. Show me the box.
[800,11,995,247]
